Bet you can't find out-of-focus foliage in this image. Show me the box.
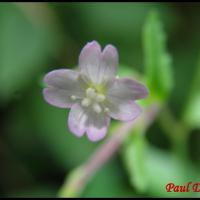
[0,2,200,198]
[143,11,173,102]
[123,132,147,193]
[123,131,199,197]
[0,3,60,104]
[82,160,137,198]
[122,10,200,198]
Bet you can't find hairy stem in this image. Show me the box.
[58,102,160,197]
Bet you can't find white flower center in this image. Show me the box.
[83,87,107,113]
[86,88,96,99]
[93,103,102,113]
[71,87,109,114]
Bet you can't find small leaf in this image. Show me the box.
[183,57,200,128]
[143,11,173,102]
[144,145,199,197]
[123,131,147,193]
[123,136,199,197]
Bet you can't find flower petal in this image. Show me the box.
[107,78,149,101]
[44,69,81,92]
[79,41,118,84]
[68,103,88,137]
[79,41,101,84]
[86,111,110,142]
[43,69,84,108]
[43,87,74,108]
[106,78,147,121]
[106,100,142,121]
[96,44,118,83]
[68,103,110,141]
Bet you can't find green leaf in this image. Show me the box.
[144,145,199,197]
[123,132,147,193]
[143,11,173,102]
[183,57,200,128]
[123,135,200,197]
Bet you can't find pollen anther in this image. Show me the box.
[93,103,102,113]
[86,87,96,99]
[81,98,91,107]
[104,107,110,113]
[70,95,77,100]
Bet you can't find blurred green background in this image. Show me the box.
[0,2,200,197]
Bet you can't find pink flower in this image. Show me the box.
[43,41,148,142]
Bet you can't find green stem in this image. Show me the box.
[159,106,190,159]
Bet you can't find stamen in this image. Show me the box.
[86,87,96,99]
[93,103,102,113]
[81,98,91,107]
[116,75,119,79]
[104,107,110,113]
[96,94,105,102]
[70,95,77,100]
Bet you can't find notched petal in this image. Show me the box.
[79,41,101,84]
[97,44,118,83]
[79,41,101,63]
[102,44,118,72]
[79,41,118,84]
[86,114,110,142]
